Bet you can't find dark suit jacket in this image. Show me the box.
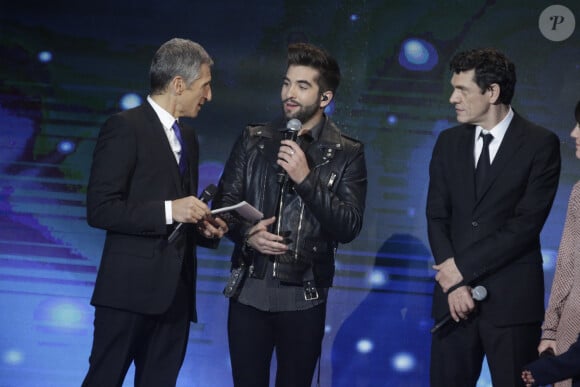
[87,102,200,321]
[524,334,580,386]
[427,111,561,326]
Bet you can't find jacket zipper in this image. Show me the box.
[273,179,287,278]
[294,201,305,261]
[272,144,336,277]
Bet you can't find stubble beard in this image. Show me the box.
[283,100,319,124]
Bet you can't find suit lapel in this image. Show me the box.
[142,103,183,193]
[475,113,525,205]
[180,122,199,196]
[458,126,477,203]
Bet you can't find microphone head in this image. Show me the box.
[471,285,487,301]
[200,184,218,202]
[286,118,302,132]
[280,119,301,142]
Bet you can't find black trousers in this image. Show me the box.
[228,300,326,387]
[430,316,540,387]
[82,277,192,387]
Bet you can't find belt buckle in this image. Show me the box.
[303,284,319,301]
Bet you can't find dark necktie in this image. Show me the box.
[475,132,493,197]
[172,121,187,176]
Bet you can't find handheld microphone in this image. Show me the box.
[430,285,487,334]
[168,184,218,244]
[277,118,302,184]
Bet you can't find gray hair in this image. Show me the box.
[149,38,213,94]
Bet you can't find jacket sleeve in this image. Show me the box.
[294,140,367,244]
[86,113,167,235]
[542,182,580,339]
[213,128,253,245]
[524,333,580,386]
[426,132,457,264]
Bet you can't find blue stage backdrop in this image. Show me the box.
[0,1,578,386]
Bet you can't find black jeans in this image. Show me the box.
[228,300,326,387]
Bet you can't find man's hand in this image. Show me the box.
[198,216,228,239]
[521,370,535,387]
[537,338,556,356]
[172,196,211,224]
[447,286,475,322]
[432,257,463,292]
[245,216,288,255]
[277,140,310,184]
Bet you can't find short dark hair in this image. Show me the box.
[449,48,516,105]
[149,38,213,94]
[287,43,341,94]
[575,100,580,124]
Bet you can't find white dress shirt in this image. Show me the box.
[474,107,514,166]
[147,96,181,225]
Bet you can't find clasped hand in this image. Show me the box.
[245,216,288,255]
[277,140,310,184]
[433,257,473,321]
[432,257,463,292]
[172,196,228,239]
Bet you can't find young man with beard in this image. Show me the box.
[213,42,367,387]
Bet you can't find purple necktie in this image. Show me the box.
[172,121,187,176]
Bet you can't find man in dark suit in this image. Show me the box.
[426,48,561,386]
[82,38,227,387]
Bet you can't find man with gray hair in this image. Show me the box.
[82,38,227,386]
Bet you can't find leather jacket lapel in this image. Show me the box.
[309,119,343,168]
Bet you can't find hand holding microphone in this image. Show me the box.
[277,118,302,184]
[282,118,302,141]
[168,184,218,243]
[430,285,487,334]
[277,119,311,185]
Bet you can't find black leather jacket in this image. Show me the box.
[214,116,367,288]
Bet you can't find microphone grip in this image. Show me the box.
[285,130,298,142]
[277,131,299,185]
[430,285,488,334]
[430,314,452,334]
[540,348,555,357]
[168,184,217,244]
[167,223,183,244]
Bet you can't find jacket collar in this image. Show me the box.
[316,116,344,149]
[253,116,345,167]
[140,102,187,193]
